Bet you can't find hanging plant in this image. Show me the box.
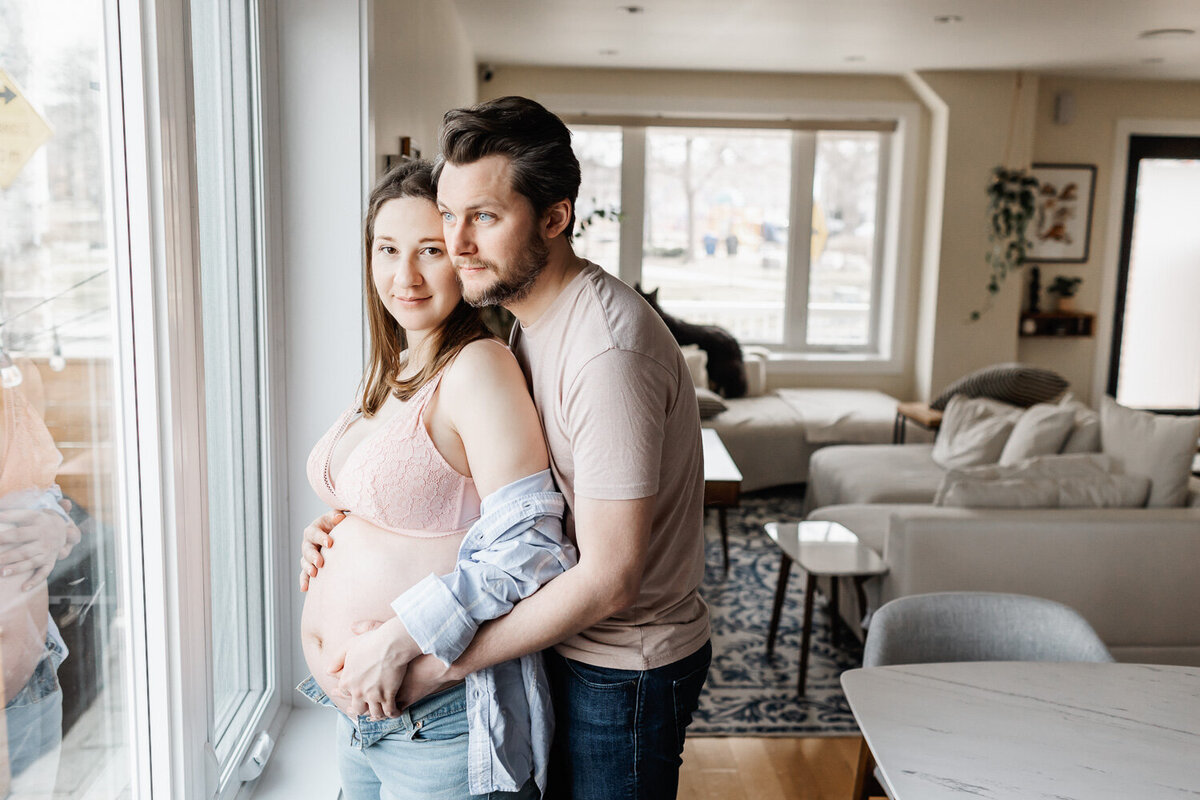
[971,166,1039,320]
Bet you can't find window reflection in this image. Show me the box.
[1,1,131,796]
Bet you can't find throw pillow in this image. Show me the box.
[935,474,1150,509]
[998,403,1076,465]
[930,363,1069,411]
[930,395,1021,469]
[679,344,709,390]
[742,345,770,398]
[1100,397,1200,508]
[695,387,728,420]
[934,452,1114,505]
[1058,395,1102,454]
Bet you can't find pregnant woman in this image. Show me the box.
[298,160,572,799]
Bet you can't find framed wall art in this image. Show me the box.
[1026,163,1097,263]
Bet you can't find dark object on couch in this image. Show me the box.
[636,285,748,398]
[930,362,1068,411]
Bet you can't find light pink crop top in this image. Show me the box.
[305,371,480,537]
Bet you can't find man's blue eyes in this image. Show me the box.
[441,212,494,222]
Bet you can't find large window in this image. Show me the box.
[190,0,278,791]
[569,118,899,358]
[3,0,284,796]
[1,2,134,796]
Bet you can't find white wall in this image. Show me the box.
[278,0,370,694]
[370,0,476,175]
[277,0,477,697]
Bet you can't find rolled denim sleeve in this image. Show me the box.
[392,469,576,665]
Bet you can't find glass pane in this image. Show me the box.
[807,131,881,347]
[1116,157,1200,410]
[644,127,791,344]
[1,2,134,796]
[570,126,621,274]
[190,0,268,762]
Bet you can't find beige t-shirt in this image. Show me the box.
[510,261,710,670]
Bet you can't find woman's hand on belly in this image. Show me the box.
[298,509,344,591]
[327,616,421,719]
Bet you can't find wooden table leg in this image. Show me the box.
[766,552,792,657]
[852,736,879,800]
[718,507,729,573]
[798,572,817,696]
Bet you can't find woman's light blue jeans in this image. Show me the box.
[298,677,537,800]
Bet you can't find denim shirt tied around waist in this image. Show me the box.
[391,468,575,796]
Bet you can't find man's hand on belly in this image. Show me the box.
[394,652,456,711]
[327,615,420,719]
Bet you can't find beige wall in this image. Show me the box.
[911,71,1038,401]
[1020,76,1200,405]
[370,0,475,175]
[479,66,929,400]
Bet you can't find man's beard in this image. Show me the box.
[457,230,549,308]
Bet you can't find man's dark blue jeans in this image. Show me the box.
[543,640,712,800]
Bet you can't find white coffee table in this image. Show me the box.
[764,520,888,696]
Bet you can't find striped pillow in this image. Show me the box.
[931,363,1068,411]
[696,387,728,420]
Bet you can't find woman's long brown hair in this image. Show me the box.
[360,160,491,416]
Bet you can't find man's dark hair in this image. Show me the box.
[434,96,581,238]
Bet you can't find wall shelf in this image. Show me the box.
[1020,311,1094,338]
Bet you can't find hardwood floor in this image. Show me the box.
[678,736,862,800]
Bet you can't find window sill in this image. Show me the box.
[764,351,904,375]
[246,706,341,799]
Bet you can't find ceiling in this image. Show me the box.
[450,0,1200,81]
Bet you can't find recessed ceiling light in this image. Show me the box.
[599,48,619,56]
[1138,28,1194,40]
[845,55,866,62]
[934,14,963,24]
[619,5,644,13]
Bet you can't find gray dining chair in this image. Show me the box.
[853,592,1112,799]
[863,591,1114,668]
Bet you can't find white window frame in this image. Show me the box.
[109,0,291,795]
[558,94,920,375]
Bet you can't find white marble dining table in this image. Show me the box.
[841,662,1200,799]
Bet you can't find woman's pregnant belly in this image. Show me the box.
[301,513,465,716]
[0,579,50,705]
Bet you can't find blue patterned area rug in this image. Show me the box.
[691,486,862,737]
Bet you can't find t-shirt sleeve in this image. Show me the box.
[564,348,675,500]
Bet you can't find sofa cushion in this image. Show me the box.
[936,474,1150,509]
[806,444,944,512]
[1058,396,1101,454]
[930,363,1069,411]
[935,453,1151,509]
[998,403,1076,465]
[1100,397,1200,508]
[931,396,1021,469]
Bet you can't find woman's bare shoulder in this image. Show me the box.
[444,338,523,398]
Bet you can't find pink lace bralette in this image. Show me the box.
[305,371,480,537]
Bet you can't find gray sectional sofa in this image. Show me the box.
[805,443,1200,666]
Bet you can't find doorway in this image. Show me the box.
[1108,135,1200,413]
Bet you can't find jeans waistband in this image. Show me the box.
[5,634,67,710]
[296,676,466,748]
